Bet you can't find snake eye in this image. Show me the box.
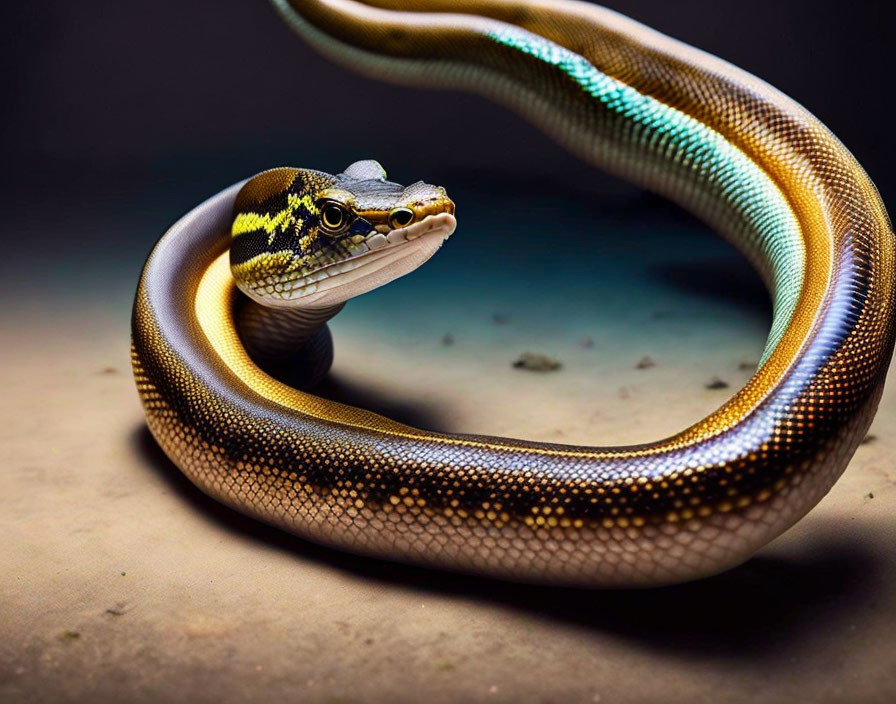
[319,201,349,234]
[388,208,415,229]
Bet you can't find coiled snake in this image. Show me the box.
[132,0,895,586]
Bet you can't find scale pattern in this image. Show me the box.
[131,0,895,586]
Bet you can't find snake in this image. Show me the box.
[131,0,895,587]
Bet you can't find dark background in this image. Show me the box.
[1,0,894,302]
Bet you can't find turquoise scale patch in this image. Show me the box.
[488,27,805,364]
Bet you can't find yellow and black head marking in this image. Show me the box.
[230,160,456,308]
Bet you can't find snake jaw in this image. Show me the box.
[274,211,457,308]
[234,211,456,308]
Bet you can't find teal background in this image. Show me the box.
[0,1,893,315]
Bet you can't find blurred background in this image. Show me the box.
[1,0,894,312]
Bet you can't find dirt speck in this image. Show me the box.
[491,313,509,325]
[98,367,118,375]
[706,377,730,390]
[635,356,656,370]
[59,630,80,642]
[861,434,877,445]
[737,361,758,371]
[865,491,875,500]
[578,336,595,349]
[440,333,455,346]
[512,353,562,372]
[437,660,456,671]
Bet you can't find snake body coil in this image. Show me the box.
[132,0,895,586]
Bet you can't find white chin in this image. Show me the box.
[287,212,456,308]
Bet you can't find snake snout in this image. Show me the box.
[406,193,456,226]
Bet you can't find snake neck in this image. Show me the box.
[236,299,345,389]
[237,298,344,361]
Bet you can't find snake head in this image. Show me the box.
[230,161,456,308]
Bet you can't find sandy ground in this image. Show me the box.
[1,283,894,704]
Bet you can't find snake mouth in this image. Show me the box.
[237,212,457,308]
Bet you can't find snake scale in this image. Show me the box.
[132,0,895,587]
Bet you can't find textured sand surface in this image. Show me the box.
[2,290,895,703]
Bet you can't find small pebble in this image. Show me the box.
[512,352,562,372]
[635,355,655,370]
[706,377,730,390]
[865,491,875,500]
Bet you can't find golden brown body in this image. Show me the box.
[132,1,894,586]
